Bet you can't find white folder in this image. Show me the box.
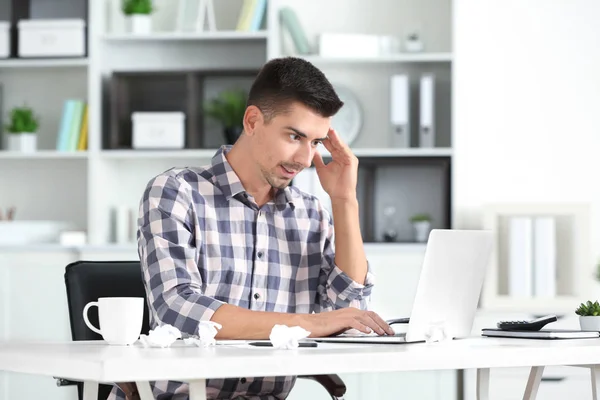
[533,216,557,297]
[508,216,533,297]
[419,74,435,148]
[390,74,410,148]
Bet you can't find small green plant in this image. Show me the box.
[410,213,431,223]
[204,89,247,129]
[5,105,39,134]
[122,0,153,15]
[575,300,600,316]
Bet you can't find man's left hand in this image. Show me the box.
[313,128,358,202]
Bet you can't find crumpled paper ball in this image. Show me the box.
[138,324,182,348]
[269,325,311,349]
[424,321,451,343]
[183,321,223,347]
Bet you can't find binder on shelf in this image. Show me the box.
[390,74,410,148]
[508,216,533,297]
[533,216,557,297]
[419,74,435,148]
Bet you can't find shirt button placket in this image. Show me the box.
[253,209,268,311]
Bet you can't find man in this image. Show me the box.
[109,56,393,400]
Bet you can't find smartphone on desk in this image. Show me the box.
[248,341,318,348]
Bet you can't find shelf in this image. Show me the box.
[0,58,89,68]
[351,148,452,157]
[102,31,268,42]
[99,149,218,159]
[0,150,88,159]
[99,148,453,159]
[297,52,453,64]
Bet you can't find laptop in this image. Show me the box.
[314,229,494,344]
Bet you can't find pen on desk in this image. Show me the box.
[248,341,318,348]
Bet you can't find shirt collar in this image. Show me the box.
[211,145,295,209]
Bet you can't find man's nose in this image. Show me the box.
[295,144,313,168]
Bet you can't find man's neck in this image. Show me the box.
[225,142,274,208]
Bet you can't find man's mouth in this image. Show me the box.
[280,165,300,178]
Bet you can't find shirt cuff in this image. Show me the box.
[326,261,375,306]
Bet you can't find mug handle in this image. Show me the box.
[83,301,102,335]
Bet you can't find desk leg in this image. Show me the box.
[590,365,600,400]
[476,368,490,400]
[522,366,544,400]
[135,381,155,400]
[189,379,207,400]
[83,381,98,400]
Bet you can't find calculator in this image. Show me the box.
[496,315,558,331]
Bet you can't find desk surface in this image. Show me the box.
[1,337,600,383]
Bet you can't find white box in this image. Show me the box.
[18,18,85,57]
[132,112,186,149]
[0,21,9,58]
[318,33,397,58]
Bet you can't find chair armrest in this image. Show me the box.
[55,378,78,387]
[299,374,346,397]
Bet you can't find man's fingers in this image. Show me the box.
[348,319,372,334]
[312,150,326,169]
[356,314,386,336]
[368,311,395,335]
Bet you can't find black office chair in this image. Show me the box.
[60,260,346,400]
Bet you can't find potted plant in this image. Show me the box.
[410,213,432,242]
[204,88,247,145]
[5,105,39,153]
[405,32,424,52]
[122,0,154,35]
[575,300,600,331]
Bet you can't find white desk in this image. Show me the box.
[1,337,600,400]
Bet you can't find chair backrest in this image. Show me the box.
[63,260,151,400]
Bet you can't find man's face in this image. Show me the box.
[250,102,330,189]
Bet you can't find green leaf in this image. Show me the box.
[204,88,247,129]
[5,105,39,134]
[122,0,153,15]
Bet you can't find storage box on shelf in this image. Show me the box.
[7,0,89,58]
[18,19,86,57]
[0,21,9,58]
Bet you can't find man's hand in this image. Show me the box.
[302,308,396,338]
[313,128,359,202]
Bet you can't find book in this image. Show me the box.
[482,328,600,339]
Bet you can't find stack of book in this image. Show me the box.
[56,99,87,151]
[236,0,266,31]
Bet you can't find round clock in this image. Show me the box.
[330,84,362,146]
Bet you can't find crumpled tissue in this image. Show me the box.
[424,321,451,344]
[269,324,311,349]
[138,324,182,348]
[183,321,223,347]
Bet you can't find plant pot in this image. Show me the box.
[128,15,152,35]
[224,126,243,145]
[579,316,600,331]
[405,39,424,53]
[6,133,37,152]
[412,221,431,242]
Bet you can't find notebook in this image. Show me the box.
[481,328,600,339]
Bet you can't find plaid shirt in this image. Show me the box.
[108,145,374,400]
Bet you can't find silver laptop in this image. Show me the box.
[314,229,494,344]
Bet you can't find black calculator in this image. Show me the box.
[497,315,558,331]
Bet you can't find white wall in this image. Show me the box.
[453,0,600,276]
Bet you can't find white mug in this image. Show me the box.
[83,297,144,345]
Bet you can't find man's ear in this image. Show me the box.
[242,105,263,137]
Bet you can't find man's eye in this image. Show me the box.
[290,134,301,141]
[312,141,321,147]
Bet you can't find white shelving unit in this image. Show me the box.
[0,0,458,247]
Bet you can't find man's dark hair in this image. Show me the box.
[247,57,344,122]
